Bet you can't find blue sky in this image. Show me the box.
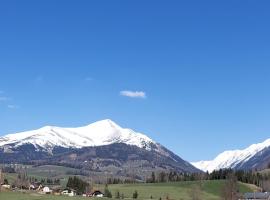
[0,1,270,161]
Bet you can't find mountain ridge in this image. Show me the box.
[0,119,200,177]
[192,138,270,172]
[0,119,155,152]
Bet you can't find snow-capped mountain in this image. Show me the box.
[0,119,155,152]
[0,119,200,175]
[192,138,270,172]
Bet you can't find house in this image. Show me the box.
[61,189,76,197]
[52,187,62,196]
[36,184,43,191]
[29,182,43,191]
[91,190,104,197]
[242,192,270,200]
[29,184,35,190]
[1,184,11,190]
[43,186,52,194]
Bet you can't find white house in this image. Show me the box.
[91,190,104,198]
[43,186,51,194]
[61,189,76,197]
[1,184,11,189]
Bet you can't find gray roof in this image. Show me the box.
[244,192,270,199]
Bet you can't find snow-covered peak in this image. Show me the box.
[0,119,156,152]
[192,138,270,172]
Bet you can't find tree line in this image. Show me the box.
[145,168,270,192]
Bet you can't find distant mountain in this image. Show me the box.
[0,119,155,151]
[192,138,270,172]
[0,119,200,179]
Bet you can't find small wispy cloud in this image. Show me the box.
[0,91,19,109]
[120,90,146,99]
[0,92,18,109]
[0,96,9,101]
[7,104,19,109]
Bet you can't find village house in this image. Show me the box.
[91,190,104,198]
[29,182,43,191]
[42,186,52,194]
[52,188,62,196]
[61,189,76,197]
[1,184,11,190]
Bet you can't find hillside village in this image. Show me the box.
[0,170,106,197]
[2,165,270,200]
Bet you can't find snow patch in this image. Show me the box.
[0,119,156,153]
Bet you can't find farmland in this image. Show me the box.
[0,180,256,200]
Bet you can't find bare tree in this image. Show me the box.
[261,179,270,192]
[221,173,239,200]
[86,176,93,194]
[14,170,29,190]
[0,169,3,192]
[189,184,202,200]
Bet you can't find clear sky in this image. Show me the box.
[0,1,270,162]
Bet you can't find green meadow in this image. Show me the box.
[0,180,256,200]
[108,180,254,200]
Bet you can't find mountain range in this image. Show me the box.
[2,119,270,177]
[0,119,199,180]
[192,138,270,172]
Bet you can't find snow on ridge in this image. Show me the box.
[0,119,156,151]
[192,138,270,172]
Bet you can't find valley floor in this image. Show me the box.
[0,180,255,200]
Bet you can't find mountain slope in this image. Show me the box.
[192,138,270,172]
[0,119,200,176]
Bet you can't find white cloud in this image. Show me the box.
[7,104,19,109]
[0,93,18,108]
[120,90,146,99]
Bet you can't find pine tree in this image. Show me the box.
[66,176,88,195]
[115,190,120,199]
[133,190,138,199]
[151,172,156,183]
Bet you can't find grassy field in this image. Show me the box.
[1,164,258,200]
[0,180,255,200]
[108,180,254,200]
[3,165,81,187]
[0,191,89,200]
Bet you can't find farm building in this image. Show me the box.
[61,189,76,197]
[242,192,270,200]
[42,186,51,194]
[91,190,104,197]
[29,182,42,190]
[1,184,11,189]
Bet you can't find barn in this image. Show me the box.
[242,192,270,200]
[91,190,104,197]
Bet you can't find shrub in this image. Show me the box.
[104,185,112,198]
[133,190,138,199]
